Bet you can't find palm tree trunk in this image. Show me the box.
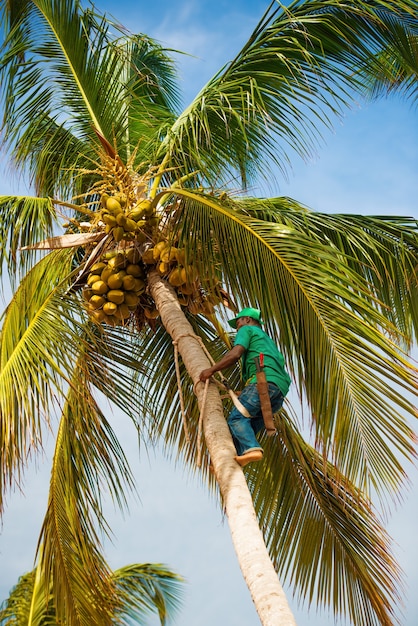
[148,271,297,626]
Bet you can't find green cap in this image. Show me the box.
[228,307,263,329]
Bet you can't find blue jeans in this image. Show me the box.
[227,383,284,456]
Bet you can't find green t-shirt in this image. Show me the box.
[234,325,291,396]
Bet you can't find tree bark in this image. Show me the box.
[148,271,297,626]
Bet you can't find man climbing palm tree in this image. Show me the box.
[199,308,291,466]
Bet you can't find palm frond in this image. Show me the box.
[356,27,418,102]
[0,195,57,282]
[11,116,97,199]
[160,0,418,187]
[0,570,58,626]
[247,411,403,626]
[37,361,136,626]
[0,249,76,510]
[0,572,35,626]
[0,248,131,513]
[114,563,184,626]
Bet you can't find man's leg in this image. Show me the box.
[227,384,263,466]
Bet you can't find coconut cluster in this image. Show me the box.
[82,190,223,327]
[83,247,149,326]
[142,240,220,316]
[100,193,157,243]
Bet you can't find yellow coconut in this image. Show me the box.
[83,288,93,301]
[158,261,170,275]
[142,248,156,264]
[175,248,186,265]
[91,280,109,295]
[181,264,199,283]
[128,206,146,221]
[113,226,125,242]
[115,213,126,227]
[87,273,101,286]
[122,275,137,291]
[103,301,118,316]
[89,295,106,310]
[90,261,107,274]
[102,213,117,227]
[137,199,153,215]
[132,278,146,294]
[114,192,127,207]
[108,253,126,270]
[168,267,184,287]
[106,197,122,214]
[100,266,113,283]
[152,241,168,260]
[91,309,106,323]
[107,290,125,305]
[160,247,178,263]
[101,193,109,208]
[107,271,126,290]
[124,217,138,232]
[115,303,131,320]
[126,263,143,277]
[124,292,140,308]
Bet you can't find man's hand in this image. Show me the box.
[199,368,214,382]
[199,345,245,383]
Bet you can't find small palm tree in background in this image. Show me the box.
[0,564,183,625]
[0,1,417,625]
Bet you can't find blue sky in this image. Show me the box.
[0,1,418,625]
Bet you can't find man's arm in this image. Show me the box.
[199,344,245,382]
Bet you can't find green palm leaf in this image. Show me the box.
[37,371,135,626]
[0,196,56,281]
[0,249,76,508]
[160,0,418,186]
[114,563,184,626]
[248,411,403,626]
[0,563,183,626]
[356,26,418,102]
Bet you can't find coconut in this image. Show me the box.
[126,263,143,277]
[103,301,118,316]
[126,247,142,264]
[113,226,125,242]
[89,295,106,310]
[142,249,155,264]
[106,197,122,214]
[107,290,125,305]
[124,292,140,308]
[87,273,101,286]
[114,303,131,320]
[91,280,109,295]
[160,247,178,263]
[152,241,168,260]
[107,272,124,289]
